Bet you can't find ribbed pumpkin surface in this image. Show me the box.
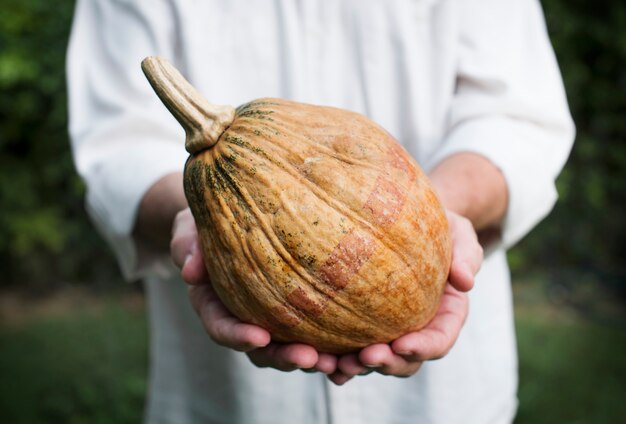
[183,98,451,353]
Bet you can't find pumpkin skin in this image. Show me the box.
[143,58,451,354]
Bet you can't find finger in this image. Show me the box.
[391,286,468,361]
[328,371,354,386]
[247,343,319,371]
[180,242,209,286]
[336,354,368,377]
[189,285,270,351]
[359,344,418,377]
[447,212,483,292]
[301,353,339,374]
[358,344,393,367]
[170,233,195,270]
[171,207,193,235]
[170,209,197,268]
[170,209,208,284]
[314,353,338,374]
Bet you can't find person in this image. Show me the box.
[67,0,574,423]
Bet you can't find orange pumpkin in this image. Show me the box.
[142,56,451,354]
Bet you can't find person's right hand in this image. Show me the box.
[170,208,339,373]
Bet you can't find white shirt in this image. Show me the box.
[67,0,574,423]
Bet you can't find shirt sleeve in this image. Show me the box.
[426,0,575,249]
[67,0,189,280]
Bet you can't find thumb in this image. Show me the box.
[447,211,483,292]
[170,209,208,285]
[180,241,209,285]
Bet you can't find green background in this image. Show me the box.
[0,0,624,290]
[0,0,624,423]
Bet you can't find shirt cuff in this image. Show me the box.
[426,115,573,250]
[84,138,188,281]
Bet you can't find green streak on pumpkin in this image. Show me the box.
[183,158,212,225]
[235,100,281,115]
[223,134,275,165]
[214,157,253,220]
[237,108,275,121]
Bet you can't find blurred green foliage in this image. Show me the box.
[509,0,626,285]
[0,294,147,423]
[0,0,624,288]
[515,313,626,423]
[0,0,121,288]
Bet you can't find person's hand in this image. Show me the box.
[170,208,339,373]
[327,210,483,385]
[171,208,481,380]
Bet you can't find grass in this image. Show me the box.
[516,318,626,423]
[0,288,148,424]
[0,280,624,423]
[514,278,626,423]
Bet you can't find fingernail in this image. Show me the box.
[363,364,382,368]
[183,254,192,268]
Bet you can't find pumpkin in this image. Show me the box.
[141,56,451,354]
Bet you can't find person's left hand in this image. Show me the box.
[327,210,483,385]
[172,208,339,373]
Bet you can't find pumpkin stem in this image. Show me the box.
[141,56,235,154]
